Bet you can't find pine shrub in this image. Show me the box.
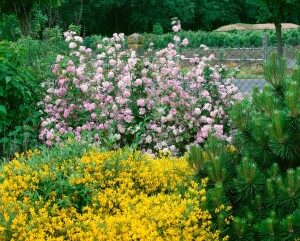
[187,53,300,240]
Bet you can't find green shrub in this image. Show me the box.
[0,29,69,158]
[16,26,67,90]
[142,28,300,49]
[83,34,104,48]
[17,37,68,83]
[0,14,22,41]
[152,22,164,35]
[187,54,300,240]
[0,41,43,157]
[29,7,48,39]
[42,26,63,42]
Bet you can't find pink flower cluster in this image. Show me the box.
[40,27,242,155]
[171,19,181,32]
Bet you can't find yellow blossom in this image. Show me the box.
[0,148,229,240]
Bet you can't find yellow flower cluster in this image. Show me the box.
[0,148,229,240]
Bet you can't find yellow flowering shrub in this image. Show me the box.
[0,147,230,240]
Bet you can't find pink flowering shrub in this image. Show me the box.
[40,24,242,156]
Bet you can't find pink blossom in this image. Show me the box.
[210,110,217,118]
[79,46,86,52]
[109,59,117,66]
[168,43,175,49]
[73,78,79,84]
[214,124,223,138]
[172,25,180,32]
[194,108,201,115]
[117,81,125,88]
[170,92,177,99]
[123,90,131,98]
[59,128,67,134]
[41,23,239,154]
[123,109,132,115]
[80,84,89,93]
[161,67,170,75]
[117,124,125,133]
[173,36,180,42]
[108,71,114,78]
[56,55,64,62]
[200,44,209,51]
[201,90,210,97]
[203,103,212,111]
[74,36,83,43]
[169,49,177,57]
[139,108,146,115]
[45,140,53,146]
[181,38,189,46]
[161,116,167,123]
[102,82,110,89]
[46,131,54,140]
[183,113,191,120]
[69,42,77,49]
[167,114,173,121]
[169,109,177,115]
[137,99,145,106]
[44,95,51,102]
[52,65,59,74]
[134,79,143,86]
[200,125,212,138]
[86,48,92,55]
[206,118,214,125]
[63,110,70,118]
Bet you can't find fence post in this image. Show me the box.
[262,34,268,60]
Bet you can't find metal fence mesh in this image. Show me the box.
[183,45,300,96]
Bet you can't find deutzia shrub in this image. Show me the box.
[40,24,242,155]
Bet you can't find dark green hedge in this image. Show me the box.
[141,28,300,49]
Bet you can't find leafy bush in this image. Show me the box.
[152,23,164,35]
[0,143,230,240]
[187,54,300,240]
[17,37,68,84]
[0,41,43,157]
[39,26,241,156]
[29,7,48,39]
[0,14,22,41]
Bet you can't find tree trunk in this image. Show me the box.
[275,22,283,59]
[115,12,119,33]
[18,7,30,36]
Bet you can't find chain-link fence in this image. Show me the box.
[199,46,299,96]
[181,43,300,96]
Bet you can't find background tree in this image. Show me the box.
[0,0,64,36]
[1,0,300,38]
[192,0,241,31]
[257,0,300,58]
[129,0,195,33]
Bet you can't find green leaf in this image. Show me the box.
[0,105,7,116]
[0,86,3,96]
[5,76,12,83]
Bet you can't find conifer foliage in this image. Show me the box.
[187,53,300,240]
